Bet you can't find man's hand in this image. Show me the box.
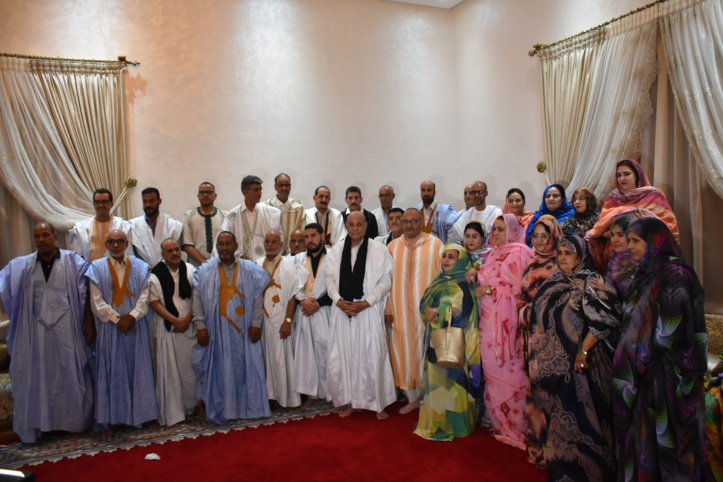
[424,307,439,324]
[249,326,262,343]
[300,298,320,316]
[117,314,136,335]
[384,313,394,326]
[173,316,190,333]
[84,318,96,345]
[348,301,370,317]
[197,328,209,346]
[336,300,355,317]
[279,320,292,339]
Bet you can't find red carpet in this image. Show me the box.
[25,403,547,481]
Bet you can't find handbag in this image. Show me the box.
[430,317,465,370]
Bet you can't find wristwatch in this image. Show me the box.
[285,317,293,324]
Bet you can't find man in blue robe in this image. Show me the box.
[0,223,94,443]
[86,229,158,428]
[192,231,271,424]
[416,180,460,245]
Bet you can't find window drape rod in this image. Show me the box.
[529,0,668,57]
[0,53,139,66]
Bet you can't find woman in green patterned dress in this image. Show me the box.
[414,244,482,441]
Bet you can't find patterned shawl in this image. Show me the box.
[503,192,534,230]
[585,159,679,272]
[520,215,563,310]
[560,187,600,237]
[525,184,576,246]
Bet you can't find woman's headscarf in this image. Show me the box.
[558,235,591,275]
[499,213,527,245]
[521,215,564,306]
[614,159,650,192]
[525,184,576,245]
[531,215,563,260]
[627,217,684,287]
[606,213,638,299]
[421,244,477,329]
[439,243,473,279]
[503,188,534,229]
[464,222,489,268]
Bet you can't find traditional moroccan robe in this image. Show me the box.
[181,207,227,266]
[0,250,93,443]
[387,233,443,392]
[257,254,308,407]
[449,205,503,245]
[192,258,270,423]
[220,202,281,259]
[86,255,158,427]
[69,216,133,261]
[293,251,332,400]
[324,238,396,412]
[130,213,183,267]
[371,206,391,237]
[416,201,460,245]
[149,262,199,427]
[266,196,305,254]
[304,207,347,247]
[342,208,379,239]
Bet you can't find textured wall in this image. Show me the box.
[0,0,651,220]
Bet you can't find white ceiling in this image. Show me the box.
[385,0,465,10]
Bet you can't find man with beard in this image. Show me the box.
[130,187,183,267]
[256,230,308,408]
[288,229,306,255]
[324,211,395,419]
[375,207,404,246]
[450,180,502,245]
[149,238,199,427]
[221,175,281,260]
[304,185,346,247]
[415,180,460,245]
[182,182,227,267]
[341,186,379,239]
[292,223,334,406]
[386,208,443,414]
[70,188,132,261]
[192,231,270,423]
[0,223,94,443]
[265,173,305,255]
[86,229,158,428]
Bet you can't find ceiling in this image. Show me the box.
[385,0,465,10]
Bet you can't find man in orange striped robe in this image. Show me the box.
[386,208,444,415]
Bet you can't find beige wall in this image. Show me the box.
[0,0,651,220]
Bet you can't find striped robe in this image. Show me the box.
[387,233,443,391]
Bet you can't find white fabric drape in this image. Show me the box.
[568,16,658,199]
[660,0,723,200]
[539,29,605,186]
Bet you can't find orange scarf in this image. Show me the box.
[108,257,135,308]
[218,262,244,333]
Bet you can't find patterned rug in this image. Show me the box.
[0,402,338,469]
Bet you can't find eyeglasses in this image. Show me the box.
[198,191,215,196]
[106,238,127,245]
[401,219,420,225]
[94,199,111,205]
[532,234,550,240]
[216,241,235,247]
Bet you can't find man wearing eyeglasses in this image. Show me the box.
[375,207,404,246]
[69,188,133,262]
[129,187,183,267]
[386,208,443,415]
[181,182,227,267]
[449,180,502,245]
[86,230,158,429]
[416,180,460,245]
[371,185,397,238]
[265,173,305,255]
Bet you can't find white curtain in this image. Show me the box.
[539,28,605,186]
[660,0,723,200]
[568,15,659,199]
[0,55,129,266]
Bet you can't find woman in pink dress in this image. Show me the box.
[476,213,534,449]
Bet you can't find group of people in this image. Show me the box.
[0,163,710,481]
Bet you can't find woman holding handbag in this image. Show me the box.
[414,244,482,441]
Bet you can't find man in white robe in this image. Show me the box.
[220,175,281,260]
[293,223,334,404]
[149,238,199,426]
[416,180,460,245]
[0,223,94,443]
[257,230,308,408]
[182,181,227,267]
[371,185,397,237]
[341,186,379,239]
[86,229,158,428]
[288,229,306,255]
[69,188,132,262]
[374,207,404,246]
[324,211,396,419]
[265,173,305,255]
[130,187,183,267]
[449,180,502,245]
[304,185,346,247]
